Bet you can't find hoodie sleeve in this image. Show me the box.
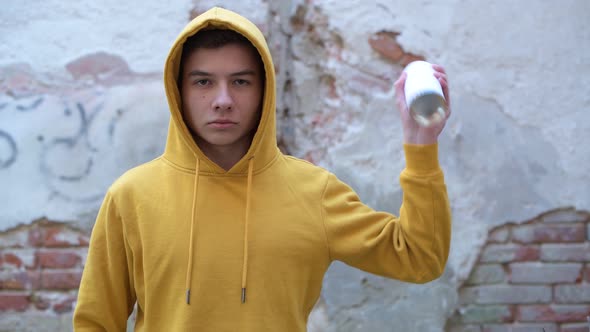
[321,143,451,283]
[73,191,136,331]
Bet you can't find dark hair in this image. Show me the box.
[183,28,253,51]
[177,29,265,87]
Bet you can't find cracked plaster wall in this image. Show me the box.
[1,0,589,331]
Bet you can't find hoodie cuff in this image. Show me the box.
[403,143,440,174]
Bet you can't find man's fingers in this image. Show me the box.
[433,71,451,109]
[394,71,407,90]
[433,72,447,82]
[438,78,451,118]
[432,63,446,74]
[394,71,407,104]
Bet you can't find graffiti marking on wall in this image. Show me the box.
[16,97,44,112]
[1,91,121,203]
[40,96,116,203]
[0,130,17,169]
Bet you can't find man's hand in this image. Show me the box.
[394,64,451,145]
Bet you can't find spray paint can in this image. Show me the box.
[403,60,447,127]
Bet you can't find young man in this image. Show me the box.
[74,7,451,332]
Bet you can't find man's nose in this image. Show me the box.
[212,83,233,111]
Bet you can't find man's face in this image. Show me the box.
[180,43,263,156]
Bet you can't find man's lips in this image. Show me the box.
[208,120,237,129]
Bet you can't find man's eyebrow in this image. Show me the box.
[188,70,211,77]
[230,70,257,77]
[187,70,257,77]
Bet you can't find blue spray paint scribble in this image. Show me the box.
[16,97,44,112]
[0,130,17,169]
[108,109,125,142]
[40,98,112,203]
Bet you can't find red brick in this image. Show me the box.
[459,285,551,305]
[478,326,500,332]
[480,244,539,263]
[53,295,77,313]
[28,291,79,313]
[41,271,82,290]
[0,293,30,311]
[28,226,44,247]
[0,271,40,290]
[348,72,392,94]
[324,75,338,100]
[511,324,558,332]
[65,51,131,80]
[540,208,589,223]
[37,250,82,269]
[449,304,513,324]
[512,224,585,244]
[487,226,510,243]
[555,285,590,304]
[0,63,40,97]
[483,324,557,332]
[2,253,22,268]
[514,245,540,261]
[467,264,507,285]
[1,250,37,270]
[541,243,590,262]
[509,263,582,284]
[31,293,51,310]
[448,325,482,332]
[516,305,590,323]
[0,228,29,248]
[560,323,590,332]
[368,31,404,62]
[43,226,89,248]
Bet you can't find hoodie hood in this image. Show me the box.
[163,7,278,174]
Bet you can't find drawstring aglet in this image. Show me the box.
[241,287,246,303]
[186,289,191,305]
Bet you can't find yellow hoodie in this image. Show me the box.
[73,7,451,332]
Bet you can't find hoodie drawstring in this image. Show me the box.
[185,157,255,305]
[186,158,200,305]
[241,156,254,303]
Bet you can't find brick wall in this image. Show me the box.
[447,207,590,332]
[0,218,88,330]
[3,209,589,331]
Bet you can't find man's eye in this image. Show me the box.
[194,79,210,86]
[234,79,249,86]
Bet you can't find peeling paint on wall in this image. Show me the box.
[1,1,589,331]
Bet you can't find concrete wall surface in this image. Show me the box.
[1,0,589,331]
